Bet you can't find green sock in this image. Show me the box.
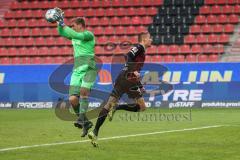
[72,104,80,116]
[79,98,89,114]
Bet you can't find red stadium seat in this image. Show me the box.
[148,7,158,16]
[203,44,214,54]
[127,7,136,16]
[190,25,201,34]
[122,0,133,7]
[71,0,81,8]
[25,37,35,46]
[191,45,202,54]
[39,47,49,55]
[121,16,131,25]
[26,47,38,55]
[147,46,157,54]
[202,24,212,33]
[15,37,25,46]
[105,26,115,35]
[199,6,210,15]
[152,55,162,63]
[19,47,27,55]
[0,28,11,37]
[89,17,99,26]
[85,8,95,17]
[196,34,208,44]
[75,9,84,17]
[99,17,109,26]
[209,54,218,62]
[108,35,119,43]
[208,34,218,44]
[4,11,14,19]
[58,0,70,8]
[207,15,217,24]
[224,24,234,33]
[94,26,104,35]
[32,28,41,36]
[136,7,147,16]
[0,48,8,55]
[56,37,67,45]
[62,47,72,55]
[41,28,52,36]
[195,15,206,24]
[145,55,152,62]
[45,37,56,46]
[110,17,121,26]
[218,15,228,24]
[28,19,39,28]
[22,28,31,37]
[17,19,27,28]
[105,8,115,16]
[229,14,239,24]
[169,45,179,54]
[115,26,125,35]
[211,5,221,15]
[31,56,42,64]
[35,37,46,46]
[214,44,224,53]
[180,45,191,54]
[95,46,104,55]
[233,5,240,14]
[8,48,15,56]
[163,55,174,63]
[126,26,137,34]
[0,38,4,47]
[112,0,121,7]
[24,10,33,19]
[142,16,152,25]
[218,34,229,43]
[175,55,185,62]
[186,55,197,62]
[212,24,223,33]
[205,0,215,5]
[222,5,233,14]
[97,36,108,45]
[116,8,127,16]
[11,57,21,64]
[11,28,21,37]
[198,54,208,62]
[7,19,17,28]
[136,25,147,33]
[10,1,19,9]
[95,8,105,17]
[65,9,75,18]
[157,45,168,54]
[132,16,141,25]
[184,35,196,44]
[5,38,15,46]
[0,20,4,28]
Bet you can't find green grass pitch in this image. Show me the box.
[0,108,240,160]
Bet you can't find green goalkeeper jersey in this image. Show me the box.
[57,26,95,57]
[57,26,96,73]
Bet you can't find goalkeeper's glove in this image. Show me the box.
[53,12,65,27]
[53,7,65,27]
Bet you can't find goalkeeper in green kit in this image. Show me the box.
[53,8,97,137]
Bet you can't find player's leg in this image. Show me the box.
[69,72,82,128]
[108,83,145,121]
[78,68,97,137]
[88,96,118,147]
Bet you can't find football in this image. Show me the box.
[45,9,57,23]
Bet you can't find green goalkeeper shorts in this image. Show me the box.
[69,65,97,96]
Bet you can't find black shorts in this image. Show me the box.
[110,71,143,99]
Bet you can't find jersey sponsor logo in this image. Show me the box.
[130,47,138,56]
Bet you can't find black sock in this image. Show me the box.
[94,108,109,136]
[115,104,140,112]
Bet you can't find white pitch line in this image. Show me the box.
[0,125,223,152]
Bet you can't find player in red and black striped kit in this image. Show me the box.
[88,32,152,147]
